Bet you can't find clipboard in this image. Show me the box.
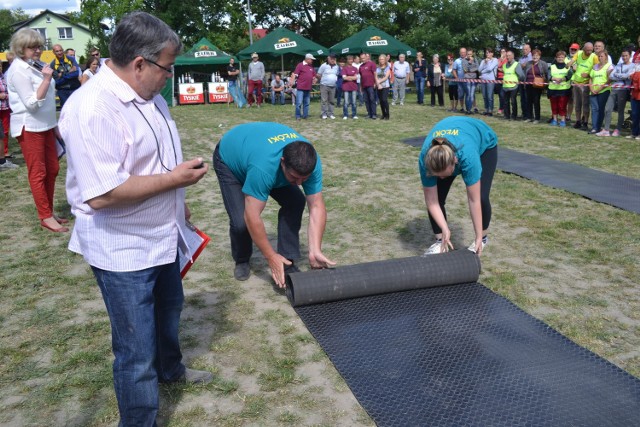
[178,222,211,278]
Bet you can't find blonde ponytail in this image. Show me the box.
[425,138,456,175]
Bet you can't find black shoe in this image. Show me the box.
[234,262,250,281]
[573,121,582,129]
[284,262,300,275]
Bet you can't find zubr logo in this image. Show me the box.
[366,35,388,47]
[195,45,218,58]
[275,38,297,50]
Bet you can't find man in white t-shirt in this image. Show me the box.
[392,53,411,105]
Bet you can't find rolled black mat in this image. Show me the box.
[286,250,480,306]
[289,251,640,426]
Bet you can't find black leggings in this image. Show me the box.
[428,146,498,235]
[377,88,390,118]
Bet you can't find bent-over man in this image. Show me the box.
[213,122,335,286]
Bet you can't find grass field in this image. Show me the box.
[0,92,639,426]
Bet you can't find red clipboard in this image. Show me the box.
[179,223,211,278]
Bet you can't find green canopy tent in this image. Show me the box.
[161,37,239,106]
[236,27,328,72]
[329,26,416,57]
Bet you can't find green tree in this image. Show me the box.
[0,8,31,51]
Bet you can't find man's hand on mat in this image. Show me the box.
[309,252,336,270]
[268,253,290,288]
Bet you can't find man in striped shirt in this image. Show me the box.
[60,12,210,425]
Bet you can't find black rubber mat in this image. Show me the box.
[289,252,640,426]
[402,136,640,213]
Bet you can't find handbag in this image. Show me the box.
[532,67,545,89]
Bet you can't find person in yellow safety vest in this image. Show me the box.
[547,50,574,127]
[588,50,614,134]
[501,50,525,121]
[567,42,598,129]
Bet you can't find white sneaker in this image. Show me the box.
[400,102,404,106]
[329,115,335,120]
[322,115,327,119]
[467,238,488,253]
[353,116,358,119]
[391,102,396,106]
[343,116,348,120]
[423,241,443,255]
[0,160,19,169]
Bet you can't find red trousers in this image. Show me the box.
[247,80,263,105]
[550,96,569,117]
[0,109,9,156]
[17,128,60,220]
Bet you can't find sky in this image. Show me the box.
[3,0,80,16]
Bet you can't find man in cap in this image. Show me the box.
[247,52,265,107]
[292,53,317,120]
[566,43,580,122]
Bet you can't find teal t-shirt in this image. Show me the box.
[219,122,323,201]
[418,117,498,187]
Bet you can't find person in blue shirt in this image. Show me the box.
[419,117,498,256]
[50,44,80,107]
[213,122,335,285]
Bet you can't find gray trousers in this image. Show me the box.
[573,85,591,123]
[603,89,630,131]
[320,85,336,116]
[393,77,407,103]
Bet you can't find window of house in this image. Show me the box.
[46,16,51,23]
[32,28,46,39]
[58,27,73,39]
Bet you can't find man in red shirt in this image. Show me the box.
[359,53,378,119]
[292,53,317,120]
[341,55,359,119]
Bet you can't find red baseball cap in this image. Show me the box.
[570,43,580,50]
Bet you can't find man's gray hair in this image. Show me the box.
[109,11,182,67]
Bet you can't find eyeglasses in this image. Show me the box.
[28,45,43,50]
[144,58,173,74]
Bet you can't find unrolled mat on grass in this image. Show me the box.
[402,136,640,214]
[287,250,640,426]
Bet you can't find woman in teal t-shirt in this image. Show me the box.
[419,116,498,256]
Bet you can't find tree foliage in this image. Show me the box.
[2,0,637,61]
[0,8,31,51]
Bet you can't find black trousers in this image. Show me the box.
[428,146,498,235]
[377,87,390,118]
[213,144,305,264]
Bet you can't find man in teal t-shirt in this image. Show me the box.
[214,122,335,286]
[418,116,498,256]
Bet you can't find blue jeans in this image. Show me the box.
[228,81,246,108]
[213,144,304,263]
[335,85,343,106]
[342,91,357,117]
[415,76,425,104]
[481,81,495,112]
[92,256,185,426]
[463,82,476,112]
[272,90,284,105]
[295,89,310,119]
[632,99,640,137]
[362,86,377,118]
[590,91,610,132]
[357,83,363,105]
